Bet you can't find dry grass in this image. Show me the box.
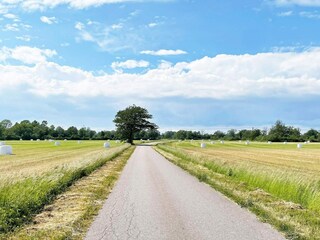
[0,140,129,233]
[0,140,123,183]
[2,146,135,240]
[156,141,320,239]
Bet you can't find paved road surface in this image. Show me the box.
[85,146,285,240]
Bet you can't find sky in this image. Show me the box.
[0,0,320,132]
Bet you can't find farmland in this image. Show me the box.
[0,140,130,234]
[155,141,320,239]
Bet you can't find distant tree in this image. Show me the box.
[225,129,238,140]
[66,126,79,139]
[211,130,225,140]
[113,105,158,144]
[162,131,175,139]
[268,120,301,142]
[303,129,319,142]
[0,119,12,129]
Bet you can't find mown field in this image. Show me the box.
[0,140,130,234]
[155,141,320,240]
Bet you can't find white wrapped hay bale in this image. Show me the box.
[55,141,61,146]
[201,143,206,148]
[37,139,40,141]
[0,145,12,155]
[297,143,302,149]
[268,141,272,144]
[210,141,215,144]
[77,140,81,144]
[49,139,54,142]
[30,139,33,141]
[245,141,250,145]
[104,142,110,148]
[220,140,224,144]
[64,139,67,141]
[283,141,287,144]
[0,142,5,146]
[115,140,120,143]
[20,139,23,141]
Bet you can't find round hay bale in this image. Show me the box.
[201,143,206,148]
[0,145,12,155]
[55,141,61,146]
[297,143,302,149]
[0,142,5,146]
[104,142,110,148]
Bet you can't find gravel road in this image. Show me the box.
[85,146,285,240]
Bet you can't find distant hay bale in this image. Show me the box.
[77,140,81,144]
[115,140,120,143]
[103,142,110,148]
[49,139,54,142]
[37,139,40,141]
[55,141,61,146]
[0,142,5,146]
[64,139,67,141]
[0,145,12,155]
[268,141,272,144]
[30,139,33,141]
[284,141,287,144]
[245,141,250,145]
[220,140,224,144]
[201,143,206,148]
[297,143,302,149]
[210,141,215,144]
[20,139,23,141]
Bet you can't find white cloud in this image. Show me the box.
[0,0,171,11]
[75,20,141,52]
[140,49,188,56]
[111,60,149,71]
[3,13,18,20]
[148,22,158,28]
[274,0,320,7]
[16,35,31,42]
[278,11,293,16]
[3,22,32,31]
[1,48,320,100]
[111,23,123,29]
[40,16,58,24]
[3,23,19,31]
[299,11,320,18]
[158,60,172,69]
[75,22,85,30]
[0,46,57,64]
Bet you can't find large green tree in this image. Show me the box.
[113,105,158,144]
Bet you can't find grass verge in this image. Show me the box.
[1,146,135,240]
[155,144,320,240]
[0,144,131,234]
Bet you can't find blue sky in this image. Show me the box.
[0,0,320,132]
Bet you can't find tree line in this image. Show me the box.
[0,119,319,142]
[0,119,161,141]
[162,120,320,142]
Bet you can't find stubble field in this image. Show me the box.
[156,141,320,239]
[0,140,129,234]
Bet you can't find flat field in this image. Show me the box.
[0,140,129,233]
[156,141,320,239]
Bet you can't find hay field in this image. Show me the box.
[0,140,129,233]
[0,140,124,183]
[156,141,320,239]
